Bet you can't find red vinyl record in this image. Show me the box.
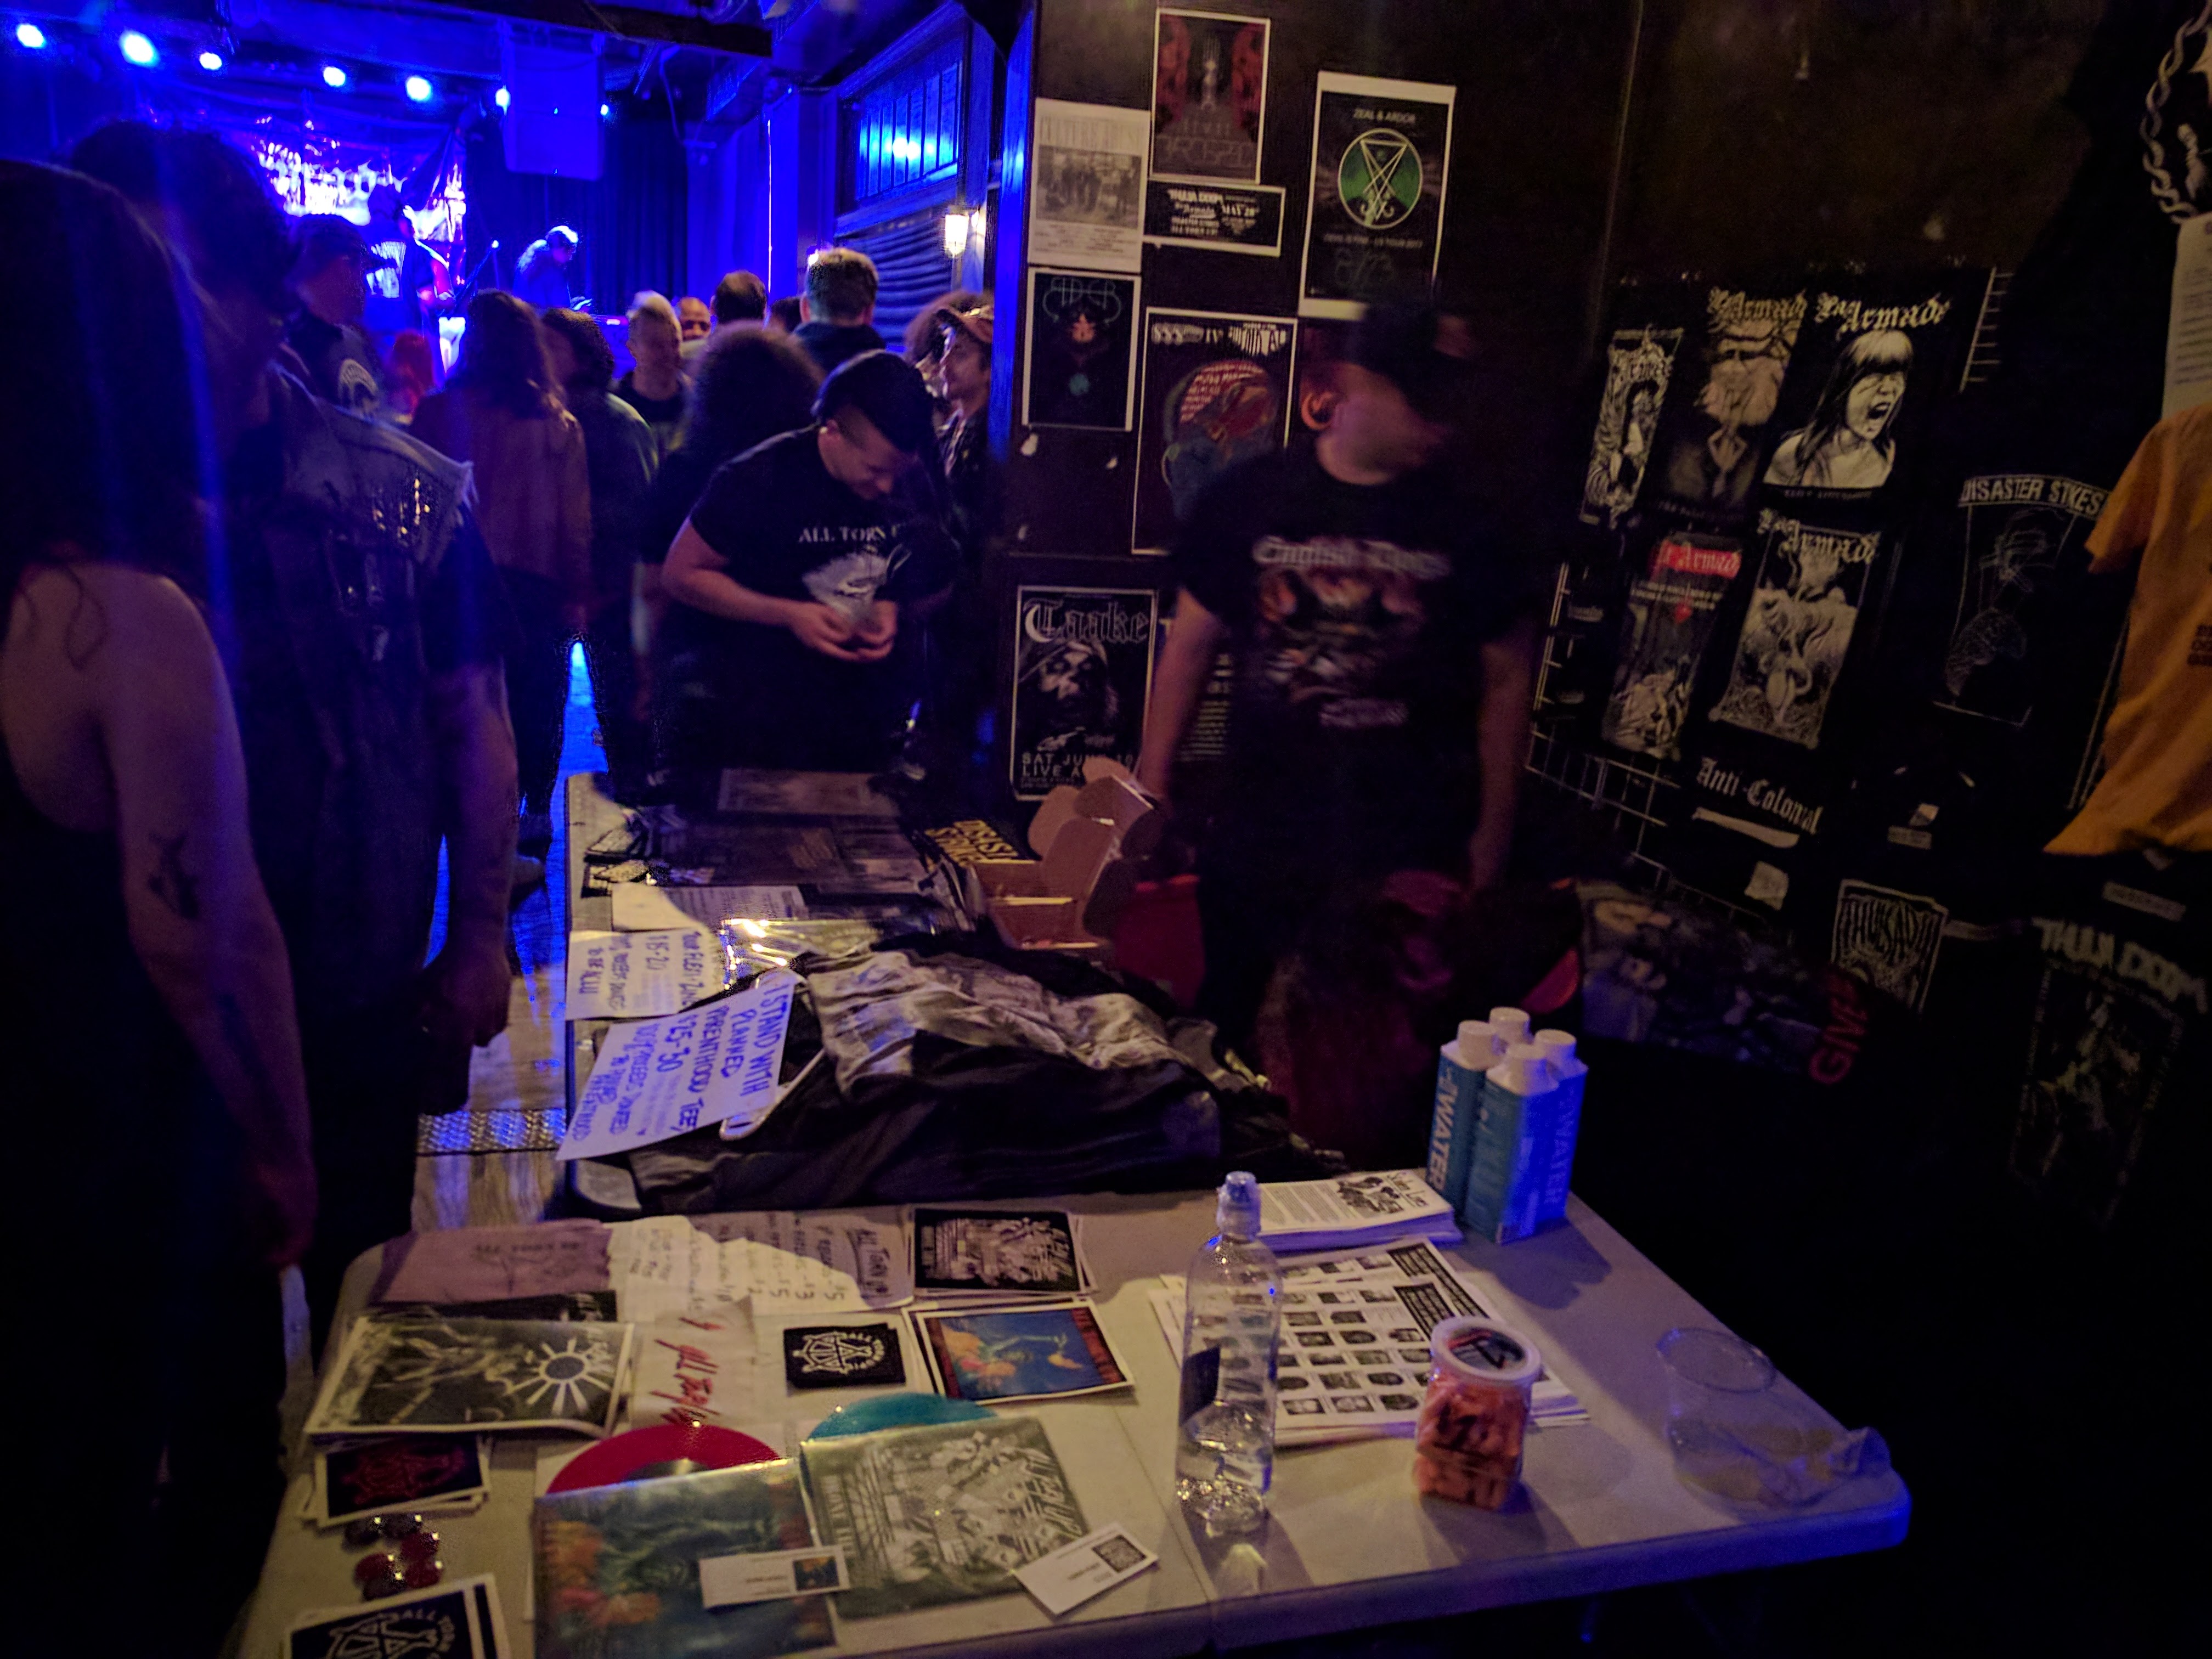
[546,1423,780,1493]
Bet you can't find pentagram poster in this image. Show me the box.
[1023,269,1141,430]
[1299,73,1454,319]
[1131,308,1296,554]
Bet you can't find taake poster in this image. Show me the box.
[1010,586,1159,799]
[1132,308,1296,554]
[1299,73,1454,319]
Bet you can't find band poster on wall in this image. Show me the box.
[1145,9,1285,255]
[1030,100,1150,273]
[1023,269,1142,430]
[1009,586,1161,799]
[1299,72,1454,318]
[1131,309,1297,555]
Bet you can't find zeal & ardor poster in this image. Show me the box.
[1299,72,1454,319]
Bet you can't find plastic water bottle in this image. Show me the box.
[1175,1170,1281,1536]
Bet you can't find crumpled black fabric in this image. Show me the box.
[618,933,1338,1214]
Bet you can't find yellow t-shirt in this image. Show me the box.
[2047,404,2212,854]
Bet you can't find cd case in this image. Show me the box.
[800,1415,1087,1617]
[287,1575,508,1659]
[533,1458,833,1659]
[912,1208,1091,1299]
[912,1301,1131,1405]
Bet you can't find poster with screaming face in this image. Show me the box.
[1758,283,1972,499]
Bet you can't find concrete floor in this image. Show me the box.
[408,645,592,1233]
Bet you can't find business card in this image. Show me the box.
[1012,1523,1158,1616]
[698,1546,848,1607]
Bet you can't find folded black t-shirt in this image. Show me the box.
[1171,443,1527,864]
[665,428,947,768]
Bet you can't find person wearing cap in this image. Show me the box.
[285,213,386,418]
[904,298,998,785]
[657,349,951,772]
[933,300,996,539]
[515,223,579,312]
[1136,297,1538,1054]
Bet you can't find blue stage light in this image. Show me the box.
[199,50,224,72]
[405,74,433,103]
[494,85,509,110]
[321,64,347,89]
[15,22,48,49]
[119,30,157,66]
[600,102,612,119]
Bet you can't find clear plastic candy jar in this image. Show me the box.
[1413,1316,1543,1509]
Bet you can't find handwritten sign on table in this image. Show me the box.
[565,928,726,1020]
[557,973,798,1162]
[373,1220,611,1305]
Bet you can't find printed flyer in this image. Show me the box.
[1029,99,1148,274]
[1150,8,1269,181]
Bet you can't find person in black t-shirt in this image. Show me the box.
[1136,298,1537,1052]
[614,291,689,460]
[634,326,821,755]
[658,350,950,773]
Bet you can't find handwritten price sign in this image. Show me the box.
[560,972,798,1161]
[565,928,726,1020]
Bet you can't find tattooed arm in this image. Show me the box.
[78,567,316,1266]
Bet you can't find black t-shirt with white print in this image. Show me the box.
[1172,443,1526,868]
[666,427,946,770]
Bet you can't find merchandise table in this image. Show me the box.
[241,1193,1909,1656]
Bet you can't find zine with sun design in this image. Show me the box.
[307,1317,636,1439]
